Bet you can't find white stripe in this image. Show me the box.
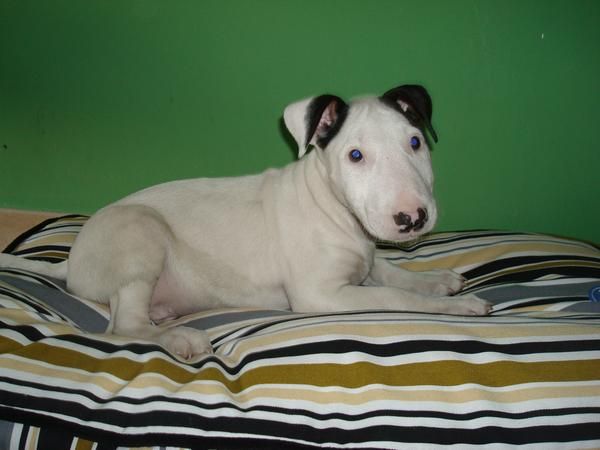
[5,366,598,419]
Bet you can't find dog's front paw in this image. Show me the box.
[159,326,213,362]
[416,269,466,296]
[450,294,493,316]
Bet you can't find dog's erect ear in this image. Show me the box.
[381,85,438,143]
[284,95,349,158]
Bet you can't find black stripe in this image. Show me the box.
[5,376,598,425]
[37,425,75,450]
[0,321,47,342]
[46,331,600,376]
[2,214,87,254]
[212,310,382,347]
[468,266,600,286]
[13,244,71,257]
[465,254,599,279]
[223,336,600,373]
[51,333,169,356]
[17,423,30,450]
[231,338,600,364]
[353,423,600,446]
[1,401,598,448]
[0,407,313,450]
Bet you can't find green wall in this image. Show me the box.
[1,0,599,242]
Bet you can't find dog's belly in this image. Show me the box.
[148,255,289,323]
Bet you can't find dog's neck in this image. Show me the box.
[293,150,375,249]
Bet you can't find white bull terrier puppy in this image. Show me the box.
[0,85,491,361]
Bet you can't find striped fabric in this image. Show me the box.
[0,217,599,449]
[3,215,88,262]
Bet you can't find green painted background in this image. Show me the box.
[1,0,599,242]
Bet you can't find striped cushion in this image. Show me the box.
[3,214,88,261]
[1,216,599,449]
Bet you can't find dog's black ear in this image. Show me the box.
[284,95,349,158]
[306,95,349,150]
[381,85,438,143]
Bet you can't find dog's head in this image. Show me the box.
[284,85,439,243]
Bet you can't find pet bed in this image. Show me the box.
[1,215,599,449]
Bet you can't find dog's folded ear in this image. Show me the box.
[381,85,438,143]
[284,95,349,158]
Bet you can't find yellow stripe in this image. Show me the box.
[128,373,600,406]
[6,354,599,407]
[215,383,600,406]
[225,320,600,356]
[25,426,40,450]
[5,339,599,392]
[74,438,95,450]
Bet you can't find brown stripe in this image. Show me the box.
[240,360,600,390]
[15,341,599,391]
[74,437,96,450]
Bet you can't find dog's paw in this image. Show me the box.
[158,326,213,362]
[414,269,466,296]
[448,294,493,316]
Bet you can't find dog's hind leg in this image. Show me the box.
[68,204,211,362]
[108,280,212,361]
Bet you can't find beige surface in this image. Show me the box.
[0,209,60,250]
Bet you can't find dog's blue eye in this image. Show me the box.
[349,149,363,162]
[410,136,421,151]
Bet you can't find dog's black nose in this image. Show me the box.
[393,208,428,233]
[412,207,428,231]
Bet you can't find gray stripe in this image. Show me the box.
[0,275,108,333]
[472,280,597,311]
[564,301,600,312]
[472,280,596,301]
[184,309,293,330]
[0,420,15,450]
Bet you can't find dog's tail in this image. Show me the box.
[0,253,68,280]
